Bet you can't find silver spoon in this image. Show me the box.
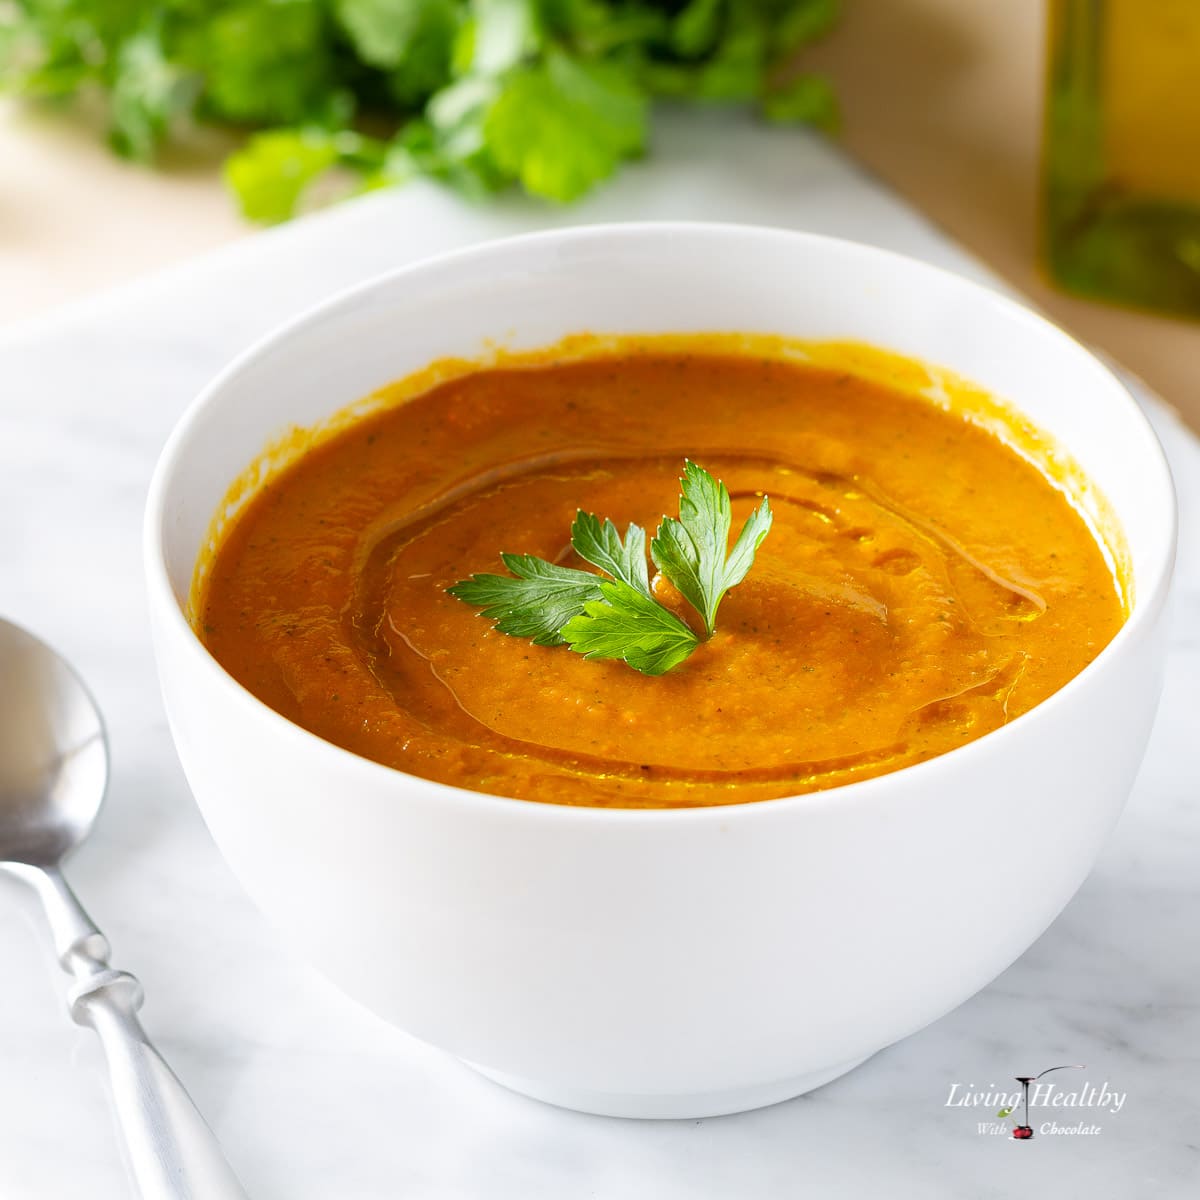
[0,618,248,1198]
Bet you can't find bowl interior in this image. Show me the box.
[153,225,1175,627]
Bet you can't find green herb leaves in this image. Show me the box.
[483,51,647,203]
[0,0,839,219]
[651,460,773,635]
[449,461,772,674]
[446,554,602,646]
[562,581,700,675]
[570,511,651,594]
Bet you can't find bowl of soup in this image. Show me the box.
[145,224,1175,1118]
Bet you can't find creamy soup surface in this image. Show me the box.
[198,338,1126,808]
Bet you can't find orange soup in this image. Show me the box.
[197,338,1126,809]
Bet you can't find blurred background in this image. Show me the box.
[3,0,1199,428]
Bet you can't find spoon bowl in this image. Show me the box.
[0,619,107,868]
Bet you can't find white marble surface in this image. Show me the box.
[1,113,1197,1198]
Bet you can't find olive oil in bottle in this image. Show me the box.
[1043,0,1200,318]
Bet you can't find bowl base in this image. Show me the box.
[465,1054,873,1119]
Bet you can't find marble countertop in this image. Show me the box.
[1,116,1197,1198]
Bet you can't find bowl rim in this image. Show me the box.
[143,220,1179,826]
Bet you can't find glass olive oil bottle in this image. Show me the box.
[1043,0,1200,318]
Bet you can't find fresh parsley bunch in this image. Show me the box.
[450,461,773,674]
[1,0,838,220]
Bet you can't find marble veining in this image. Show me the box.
[1,115,1197,1198]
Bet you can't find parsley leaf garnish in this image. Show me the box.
[570,511,651,594]
[446,553,603,646]
[561,580,700,676]
[651,460,773,635]
[448,461,771,674]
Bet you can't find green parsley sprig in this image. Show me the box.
[448,461,772,674]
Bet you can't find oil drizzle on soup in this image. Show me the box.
[198,339,1126,809]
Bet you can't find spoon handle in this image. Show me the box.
[30,866,250,1200]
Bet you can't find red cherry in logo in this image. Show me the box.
[1012,1126,1034,1140]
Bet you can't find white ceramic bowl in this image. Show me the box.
[145,224,1176,1119]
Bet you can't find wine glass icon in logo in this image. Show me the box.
[1000,1064,1085,1139]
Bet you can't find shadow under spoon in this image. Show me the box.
[0,617,248,1199]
